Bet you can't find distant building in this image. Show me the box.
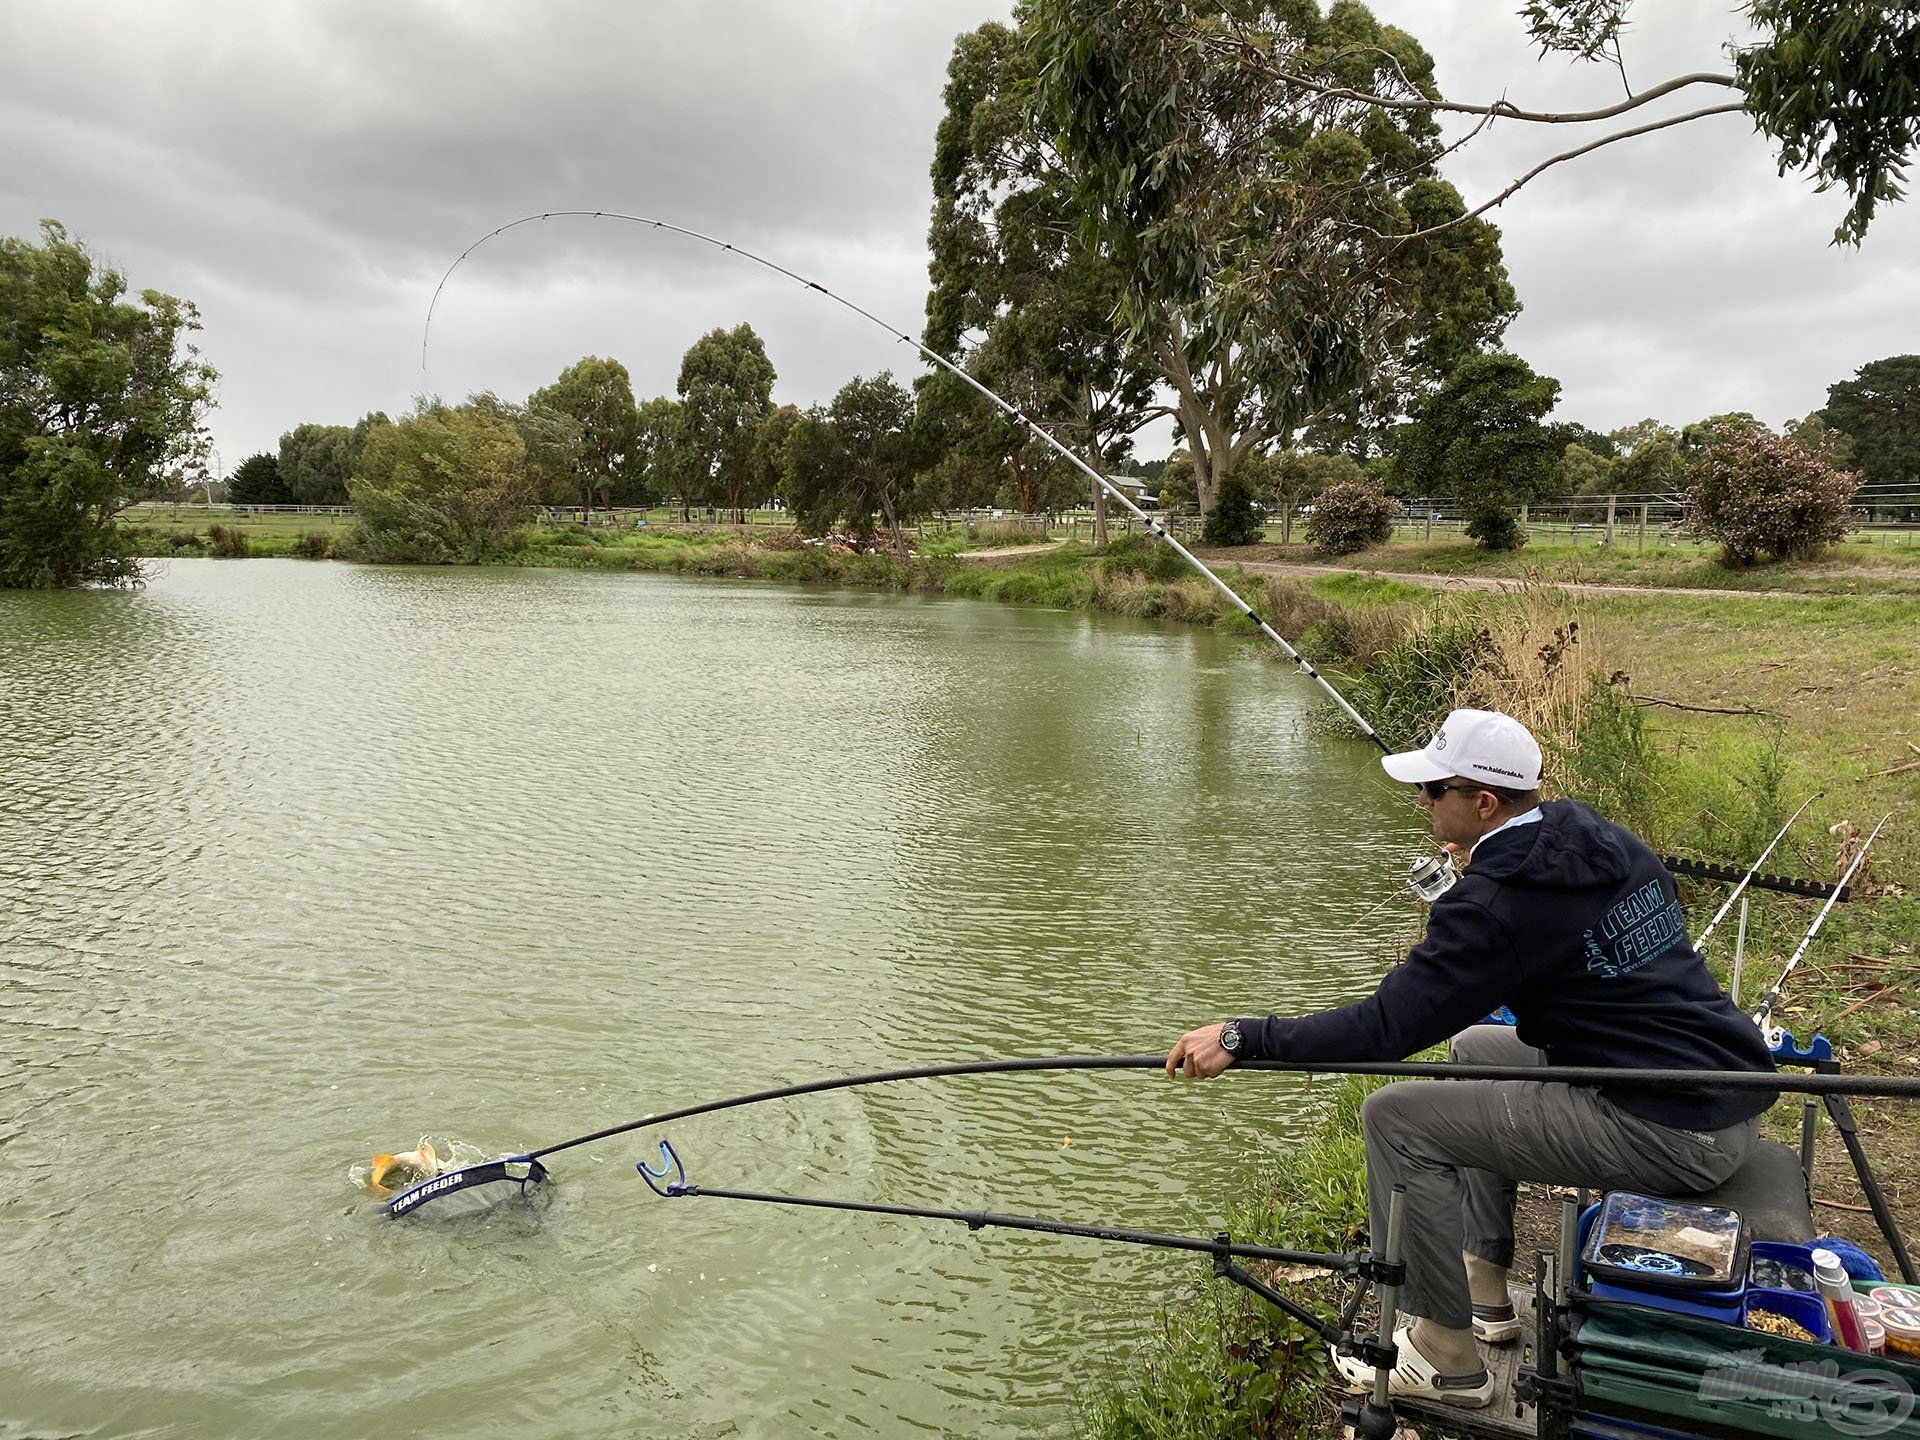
[1104,475,1157,507]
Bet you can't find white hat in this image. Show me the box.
[1381,708,1542,788]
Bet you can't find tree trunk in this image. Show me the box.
[1092,472,1108,547]
[877,487,909,560]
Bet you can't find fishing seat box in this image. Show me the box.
[1570,1297,1920,1440]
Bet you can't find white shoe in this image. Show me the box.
[1332,1325,1494,1408]
[1471,1303,1523,1344]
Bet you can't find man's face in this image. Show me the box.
[1414,778,1497,851]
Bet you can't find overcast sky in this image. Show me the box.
[5,2,1915,472]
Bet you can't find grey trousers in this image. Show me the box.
[1359,1024,1760,1330]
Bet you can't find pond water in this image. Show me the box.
[1,558,1422,1439]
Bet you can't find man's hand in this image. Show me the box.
[1165,1022,1237,1080]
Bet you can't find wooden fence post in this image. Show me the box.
[1638,503,1648,555]
[1605,494,1617,547]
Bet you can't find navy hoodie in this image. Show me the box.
[1239,799,1778,1130]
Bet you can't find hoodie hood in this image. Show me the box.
[1468,799,1633,891]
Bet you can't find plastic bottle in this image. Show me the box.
[1813,1248,1868,1351]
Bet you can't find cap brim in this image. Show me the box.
[1381,748,1455,784]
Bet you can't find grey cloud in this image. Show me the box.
[4,1,1916,467]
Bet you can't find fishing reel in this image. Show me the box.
[1405,852,1458,905]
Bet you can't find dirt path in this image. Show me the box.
[956,542,1067,559]
[1194,556,1831,602]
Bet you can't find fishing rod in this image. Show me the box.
[422,210,1387,751]
[382,1050,1920,1216]
[630,1131,1416,1385]
[1692,791,1821,952]
[1751,811,1893,1045]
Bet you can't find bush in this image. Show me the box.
[1304,480,1397,556]
[206,524,250,558]
[1099,532,1189,583]
[1685,430,1857,565]
[1463,501,1526,551]
[292,529,331,559]
[1201,476,1264,546]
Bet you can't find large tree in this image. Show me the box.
[927,20,1159,543]
[350,400,537,563]
[1390,353,1569,550]
[1822,354,1920,492]
[529,355,640,518]
[1028,0,1519,516]
[676,325,777,524]
[277,412,388,506]
[1139,1,1920,248]
[0,221,216,587]
[783,373,924,558]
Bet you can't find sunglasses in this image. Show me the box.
[1416,780,1485,800]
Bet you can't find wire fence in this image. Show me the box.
[132,487,1920,549]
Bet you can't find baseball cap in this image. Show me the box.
[1380,708,1542,788]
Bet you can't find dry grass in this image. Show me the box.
[1456,581,1607,762]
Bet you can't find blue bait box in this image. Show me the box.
[1577,1199,1747,1324]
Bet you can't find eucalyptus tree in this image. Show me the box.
[677,324,777,524]
[783,373,923,558]
[634,395,694,518]
[927,19,1158,541]
[1028,0,1518,517]
[0,221,217,587]
[529,355,640,519]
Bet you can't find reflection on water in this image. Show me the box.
[0,559,1422,1439]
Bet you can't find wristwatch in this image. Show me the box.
[1219,1020,1244,1056]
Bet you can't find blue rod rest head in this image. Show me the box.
[636,1139,687,1197]
[1772,1030,1832,1066]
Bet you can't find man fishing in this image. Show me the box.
[1165,707,1779,1407]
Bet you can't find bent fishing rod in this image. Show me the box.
[1752,811,1893,1043]
[423,210,1385,751]
[384,1050,1920,1217]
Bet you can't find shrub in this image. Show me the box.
[1099,532,1190,583]
[206,523,250,558]
[1463,501,1526,551]
[1201,476,1264,546]
[1304,480,1398,556]
[163,529,206,553]
[1684,430,1857,565]
[292,530,331,559]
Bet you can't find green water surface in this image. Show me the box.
[0,559,1423,1438]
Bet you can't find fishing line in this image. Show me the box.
[422,210,1387,750]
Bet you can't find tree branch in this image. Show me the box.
[1211,34,1737,125]
[1395,101,1747,241]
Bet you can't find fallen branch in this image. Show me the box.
[1867,758,1920,778]
[1632,695,1785,719]
[1815,1197,1876,1215]
[1831,985,1898,1023]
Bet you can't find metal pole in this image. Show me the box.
[1373,1185,1408,1412]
